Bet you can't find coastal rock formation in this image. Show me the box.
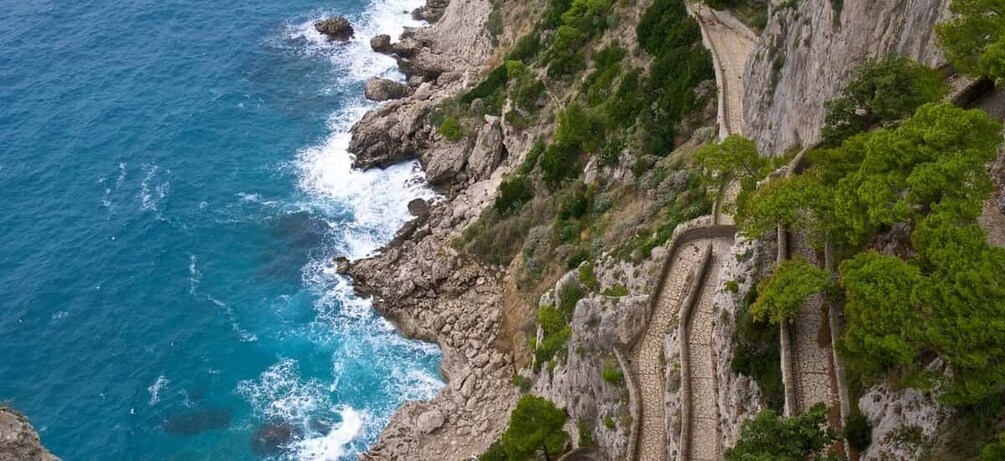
[0,405,58,461]
[743,0,951,155]
[858,384,950,460]
[314,16,354,41]
[370,34,392,53]
[364,77,412,102]
[412,0,450,23]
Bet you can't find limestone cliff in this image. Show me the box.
[0,405,58,461]
[743,0,951,155]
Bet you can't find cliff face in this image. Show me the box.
[743,0,951,155]
[0,406,58,461]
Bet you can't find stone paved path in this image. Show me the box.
[631,241,706,461]
[684,238,734,461]
[691,4,757,138]
[790,236,839,414]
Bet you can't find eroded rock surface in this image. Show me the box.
[0,406,58,461]
[313,16,354,42]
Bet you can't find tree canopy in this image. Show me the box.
[500,395,569,460]
[750,258,835,325]
[937,0,1005,80]
[820,57,947,146]
[725,403,837,461]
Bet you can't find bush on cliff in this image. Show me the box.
[500,395,569,460]
[725,403,837,461]
[937,0,1005,80]
[750,258,834,324]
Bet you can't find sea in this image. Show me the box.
[0,0,444,459]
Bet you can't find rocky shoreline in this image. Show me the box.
[331,0,530,457]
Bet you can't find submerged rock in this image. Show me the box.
[162,408,232,436]
[251,420,303,456]
[364,77,412,102]
[314,16,354,42]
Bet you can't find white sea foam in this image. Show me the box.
[294,407,366,461]
[138,163,170,213]
[188,254,201,295]
[206,295,259,342]
[147,375,169,406]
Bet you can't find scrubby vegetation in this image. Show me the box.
[820,56,947,146]
[725,403,837,461]
[481,395,569,461]
[750,258,833,325]
[937,0,1005,81]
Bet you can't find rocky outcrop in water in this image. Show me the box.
[370,34,393,53]
[0,405,58,461]
[314,16,354,42]
[364,77,412,102]
[743,0,951,155]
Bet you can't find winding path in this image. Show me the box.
[691,4,757,138]
[628,6,755,461]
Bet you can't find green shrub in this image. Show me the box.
[558,183,593,220]
[601,361,625,385]
[486,9,504,43]
[439,116,463,142]
[479,441,507,461]
[536,305,572,367]
[501,395,569,460]
[750,258,834,324]
[566,247,590,269]
[512,374,533,393]
[820,57,947,146]
[578,262,598,291]
[724,280,740,293]
[725,404,837,461]
[577,418,596,448]
[508,33,543,62]
[558,282,584,317]
[512,76,547,113]
[732,286,785,412]
[495,175,535,214]
[540,143,581,187]
[461,65,509,114]
[604,415,616,429]
[601,284,629,297]
[844,411,872,452]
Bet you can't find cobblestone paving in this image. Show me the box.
[632,242,706,461]
[791,236,839,414]
[685,238,733,461]
[692,5,757,137]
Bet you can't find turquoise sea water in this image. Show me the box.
[0,0,442,459]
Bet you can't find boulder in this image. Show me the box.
[411,0,450,23]
[466,119,505,181]
[408,198,431,217]
[370,34,392,53]
[364,77,412,102]
[0,406,58,461]
[397,51,450,80]
[314,16,354,42]
[416,409,446,434]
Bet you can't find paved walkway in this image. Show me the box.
[691,4,757,138]
[684,238,734,461]
[631,241,706,461]
[790,236,839,414]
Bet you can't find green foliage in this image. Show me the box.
[821,57,947,146]
[724,280,739,293]
[603,415,616,429]
[439,116,463,142]
[480,442,508,461]
[536,305,572,367]
[496,175,535,214]
[582,44,627,107]
[601,361,624,385]
[725,403,838,461]
[558,282,584,317]
[508,33,544,63]
[501,395,569,460]
[461,65,510,114]
[695,135,769,192]
[736,173,834,245]
[635,0,714,155]
[817,103,1001,247]
[512,375,533,393]
[844,411,872,453]
[733,286,785,412]
[578,262,598,291]
[601,284,629,297]
[937,0,1005,80]
[577,418,596,448]
[486,8,504,44]
[981,433,1005,461]
[555,102,605,153]
[751,258,834,325]
[540,143,581,187]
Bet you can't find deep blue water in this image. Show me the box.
[0,0,442,459]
